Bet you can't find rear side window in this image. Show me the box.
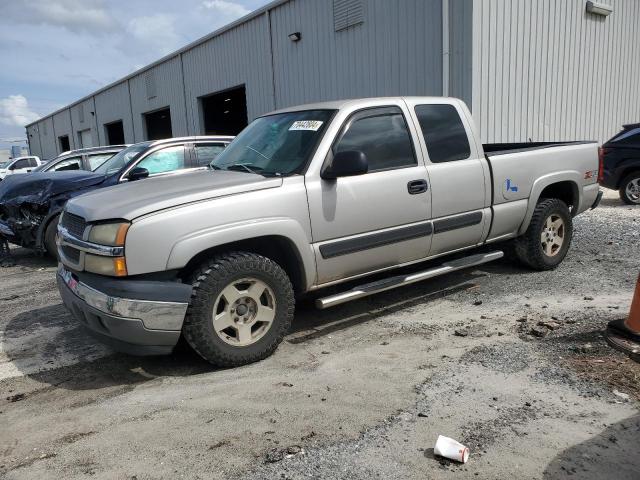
[194,143,226,167]
[334,106,416,171]
[610,127,640,146]
[49,157,82,172]
[414,104,471,163]
[29,158,39,167]
[87,153,115,171]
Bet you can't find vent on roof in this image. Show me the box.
[77,104,84,123]
[333,0,364,32]
[145,72,157,100]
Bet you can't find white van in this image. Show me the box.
[0,156,42,180]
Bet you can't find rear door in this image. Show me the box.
[405,99,490,256]
[306,103,432,285]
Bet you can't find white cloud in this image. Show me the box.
[202,0,250,17]
[0,95,40,128]
[0,0,116,33]
[127,14,181,55]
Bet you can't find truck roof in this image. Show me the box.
[266,96,459,116]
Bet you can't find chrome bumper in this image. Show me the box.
[57,265,188,331]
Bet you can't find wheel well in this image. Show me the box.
[180,235,307,294]
[538,181,578,213]
[618,168,640,188]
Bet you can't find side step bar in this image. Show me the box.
[315,251,504,309]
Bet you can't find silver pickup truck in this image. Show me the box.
[56,97,602,366]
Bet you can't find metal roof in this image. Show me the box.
[25,0,292,128]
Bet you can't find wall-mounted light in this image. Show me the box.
[288,32,301,42]
[586,1,613,16]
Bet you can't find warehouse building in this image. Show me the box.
[26,0,640,160]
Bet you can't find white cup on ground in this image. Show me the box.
[434,435,470,463]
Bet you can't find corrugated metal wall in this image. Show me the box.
[129,56,188,141]
[52,110,75,151]
[71,97,99,147]
[38,117,57,160]
[448,0,473,106]
[25,125,41,159]
[471,0,640,143]
[182,14,274,130]
[269,0,443,108]
[94,82,135,144]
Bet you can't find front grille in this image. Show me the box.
[61,245,81,263]
[60,212,86,238]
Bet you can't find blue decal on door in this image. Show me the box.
[505,179,518,192]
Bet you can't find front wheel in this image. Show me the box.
[619,172,640,205]
[514,198,573,271]
[44,215,60,260]
[182,252,294,367]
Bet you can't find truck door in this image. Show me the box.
[406,100,491,256]
[306,104,432,285]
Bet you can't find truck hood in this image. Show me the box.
[66,169,284,221]
[0,171,106,207]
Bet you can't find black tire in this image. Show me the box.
[182,252,294,367]
[514,198,573,271]
[619,171,640,205]
[43,215,60,260]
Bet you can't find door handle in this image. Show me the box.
[407,179,428,195]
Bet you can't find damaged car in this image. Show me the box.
[0,136,233,258]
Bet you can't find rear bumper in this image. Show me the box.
[57,265,190,355]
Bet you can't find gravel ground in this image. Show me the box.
[1,189,639,479]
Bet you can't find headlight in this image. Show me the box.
[85,254,128,277]
[88,222,130,246]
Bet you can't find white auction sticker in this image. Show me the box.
[289,120,324,131]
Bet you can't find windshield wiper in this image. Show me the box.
[226,164,263,175]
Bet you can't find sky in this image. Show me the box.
[0,0,271,150]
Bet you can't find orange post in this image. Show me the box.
[623,273,640,334]
[605,273,640,359]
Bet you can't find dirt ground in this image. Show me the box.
[1,189,639,480]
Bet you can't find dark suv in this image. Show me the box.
[0,136,232,257]
[600,123,640,204]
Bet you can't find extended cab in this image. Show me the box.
[56,97,602,366]
[0,156,41,180]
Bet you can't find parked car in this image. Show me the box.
[599,123,640,204]
[0,136,232,257]
[0,156,41,180]
[56,97,601,366]
[32,145,129,174]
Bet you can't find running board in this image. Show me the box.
[315,251,504,309]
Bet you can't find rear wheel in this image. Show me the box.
[619,172,640,205]
[44,215,60,260]
[182,252,294,367]
[514,198,573,270]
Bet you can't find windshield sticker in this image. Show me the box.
[289,120,324,131]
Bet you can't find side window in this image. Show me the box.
[29,158,39,167]
[14,159,29,169]
[414,104,471,163]
[87,153,115,171]
[49,157,82,172]
[136,145,185,175]
[334,106,416,171]
[194,143,226,167]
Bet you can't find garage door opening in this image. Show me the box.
[144,107,172,140]
[105,120,125,145]
[77,129,92,148]
[200,85,248,136]
[58,135,70,152]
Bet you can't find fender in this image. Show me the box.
[518,171,581,235]
[166,217,317,290]
[35,209,63,250]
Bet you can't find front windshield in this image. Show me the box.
[0,161,11,169]
[93,143,150,175]
[211,109,335,176]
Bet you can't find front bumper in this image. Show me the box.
[57,265,191,355]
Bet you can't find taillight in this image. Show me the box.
[597,146,605,183]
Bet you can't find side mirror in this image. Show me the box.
[8,164,16,171]
[321,150,368,179]
[127,167,149,182]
